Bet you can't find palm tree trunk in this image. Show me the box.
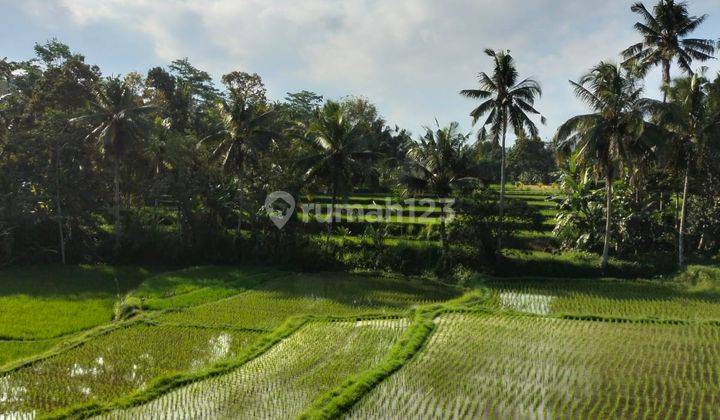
[678,157,691,267]
[113,155,121,254]
[55,143,66,265]
[662,60,671,102]
[497,119,507,251]
[235,169,244,242]
[329,183,337,234]
[439,197,448,257]
[659,58,671,220]
[658,59,670,214]
[600,173,612,270]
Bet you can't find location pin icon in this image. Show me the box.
[264,191,296,229]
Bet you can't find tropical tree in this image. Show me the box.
[642,73,720,266]
[202,79,275,242]
[70,77,154,252]
[552,156,606,251]
[401,121,478,255]
[554,62,647,270]
[622,0,715,99]
[507,135,557,184]
[460,49,544,249]
[304,101,369,232]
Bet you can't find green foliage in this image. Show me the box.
[113,296,144,320]
[622,0,715,81]
[506,136,557,184]
[2,37,717,270]
[303,100,371,204]
[2,4,720,415]
[450,189,543,261]
[552,163,605,250]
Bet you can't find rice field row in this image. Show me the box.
[0,265,153,340]
[155,273,457,330]
[0,324,261,416]
[104,319,408,419]
[347,313,720,419]
[2,266,718,418]
[0,339,61,368]
[485,279,720,320]
[300,186,557,224]
[133,266,286,310]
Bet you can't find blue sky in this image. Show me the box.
[2,0,719,143]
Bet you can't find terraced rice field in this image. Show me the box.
[486,279,720,320]
[0,324,261,416]
[155,272,457,330]
[0,340,61,367]
[107,319,408,419]
[302,186,558,250]
[347,313,720,419]
[0,265,718,418]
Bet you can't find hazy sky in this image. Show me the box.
[2,0,719,143]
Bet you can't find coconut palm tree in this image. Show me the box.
[304,101,369,232]
[460,49,544,249]
[642,73,720,266]
[70,77,154,252]
[555,63,647,270]
[202,95,275,241]
[402,121,478,256]
[621,0,715,99]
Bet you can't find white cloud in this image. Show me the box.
[15,0,720,140]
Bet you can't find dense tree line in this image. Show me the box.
[1,0,718,273]
[555,0,720,268]
[0,41,523,267]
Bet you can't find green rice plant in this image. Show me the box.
[483,278,720,321]
[0,265,154,340]
[105,319,408,419]
[347,313,720,419]
[155,273,457,330]
[496,250,677,278]
[0,339,61,367]
[133,266,284,310]
[0,324,260,416]
[299,306,439,419]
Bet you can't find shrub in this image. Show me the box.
[114,295,144,320]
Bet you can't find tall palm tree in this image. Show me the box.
[70,77,153,252]
[555,63,647,270]
[642,74,720,266]
[622,0,715,99]
[304,101,369,232]
[460,49,544,249]
[202,95,275,241]
[401,121,478,256]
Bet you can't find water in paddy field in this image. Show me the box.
[0,331,240,419]
[499,292,556,315]
[0,411,35,420]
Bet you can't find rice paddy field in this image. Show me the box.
[0,262,719,418]
[301,185,559,251]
